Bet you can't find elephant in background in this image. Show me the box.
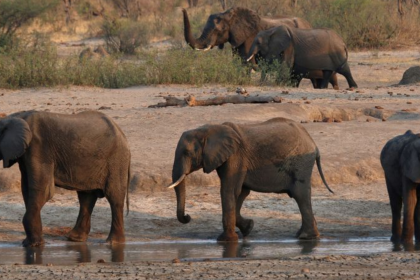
[381,130,420,244]
[182,7,312,64]
[247,26,358,89]
[0,111,131,247]
[168,118,333,242]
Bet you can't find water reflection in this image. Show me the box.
[2,237,407,265]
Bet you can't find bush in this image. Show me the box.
[257,59,293,86]
[102,18,150,54]
[0,0,59,49]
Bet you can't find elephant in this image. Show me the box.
[0,110,131,247]
[168,117,333,242]
[182,7,312,65]
[380,130,420,244]
[247,26,358,89]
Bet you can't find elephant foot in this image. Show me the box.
[296,228,320,240]
[390,234,402,243]
[217,231,239,243]
[238,219,254,237]
[22,237,45,247]
[106,233,125,244]
[66,230,89,242]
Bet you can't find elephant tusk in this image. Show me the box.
[167,174,186,189]
[246,54,255,62]
[203,45,212,52]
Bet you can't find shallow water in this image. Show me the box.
[0,237,418,265]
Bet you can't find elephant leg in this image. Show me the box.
[320,70,333,89]
[104,176,126,244]
[402,177,417,244]
[386,177,402,243]
[67,191,98,242]
[310,78,320,89]
[337,62,358,89]
[330,73,339,90]
[414,185,420,242]
[236,188,254,237]
[291,181,319,240]
[217,164,246,242]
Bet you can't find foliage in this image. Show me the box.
[257,59,293,86]
[102,18,150,54]
[0,0,59,49]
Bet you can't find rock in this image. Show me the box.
[334,119,342,123]
[97,259,106,263]
[323,117,333,123]
[304,101,311,104]
[399,66,420,85]
[172,258,181,264]
[301,268,310,273]
[407,101,412,104]
[410,88,414,91]
[374,106,384,109]
[0,113,7,118]
[382,118,386,122]
[98,106,112,110]
[388,92,393,96]
[282,90,289,95]
[236,87,247,95]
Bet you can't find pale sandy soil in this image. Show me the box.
[0,48,420,278]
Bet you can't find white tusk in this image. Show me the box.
[167,174,186,189]
[203,45,212,52]
[246,54,255,62]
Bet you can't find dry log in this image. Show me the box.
[149,95,283,108]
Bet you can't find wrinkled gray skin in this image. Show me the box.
[247,26,358,89]
[169,118,332,242]
[0,111,131,247]
[380,130,420,244]
[182,7,312,65]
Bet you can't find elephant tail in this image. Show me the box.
[126,163,131,216]
[316,148,334,194]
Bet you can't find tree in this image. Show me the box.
[0,0,59,48]
[187,0,199,8]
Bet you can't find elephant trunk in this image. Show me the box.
[169,162,191,224]
[182,8,210,50]
[247,45,259,62]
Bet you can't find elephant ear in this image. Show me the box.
[269,26,294,67]
[202,125,241,174]
[227,7,261,47]
[402,139,420,183]
[0,118,32,168]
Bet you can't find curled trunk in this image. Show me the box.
[182,9,207,50]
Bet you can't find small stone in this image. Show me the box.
[407,101,412,104]
[382,118,386,122]
[356,90,364,93]
[301,268,310,273]
[282,90,289,95]
[354,98,359,101]
[0,113,7,118]
[273,96,283,103]
[388,92,393,96]
[375,106,384,109]
[97,259,106,263]
[405,94,411,97]
[366,118,371,122]
[98,106,112,110]
[172,258,181,264]
[301,120,308,123]
[302,97,307,100]
[46,263,53,266]
[397,93,402,95]
[46,102,52,105]
[410,88,415,91]
[334,119,342,123]
[323,117,333,123]
[304,101,311,104]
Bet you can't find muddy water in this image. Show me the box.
[1,237,419,265]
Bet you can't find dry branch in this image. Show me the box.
[149,95,283,108]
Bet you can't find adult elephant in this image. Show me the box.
[247,26,358,89]
[0,111,131,247]
[168,118,333,242]
[182,7,312,64]
[380,130,420,244]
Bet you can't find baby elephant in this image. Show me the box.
[0,111,131,247]
[381,130,420,244]
[168,117,333,242]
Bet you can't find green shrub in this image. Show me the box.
[102,18,150,54]
[257,59,293,86]
[0,0,59,49]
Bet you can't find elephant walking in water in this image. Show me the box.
[381,130,420,244]
[0,111,131,247]
[168,118,333,242]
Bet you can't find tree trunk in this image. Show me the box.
[149,95,284,108]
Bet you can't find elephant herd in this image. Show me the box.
[0,7,417,248]
[183,7,358,89]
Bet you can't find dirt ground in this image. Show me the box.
[1,48,420,278]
